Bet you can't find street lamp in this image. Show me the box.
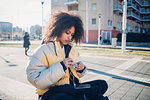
[98,14,101,45]
[122,0,127,53]
[41,0,44,38]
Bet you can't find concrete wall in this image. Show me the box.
[117,42,150,47]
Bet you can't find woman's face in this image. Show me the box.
[25,33,29,36]
[59,26,75,48]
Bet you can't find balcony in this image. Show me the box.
[113,4,123,13]
[64,0,78,6]
[127,11,141,21]
[127,2,140,12]
[142,16,150,21]
[143,1,150,6]
[127,2,150,14]
[127,11,150,21]
[140,8,150,14]
[134,0,150,7]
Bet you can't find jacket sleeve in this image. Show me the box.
[26,45,66,89]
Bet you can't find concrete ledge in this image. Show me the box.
[117,42,150,48]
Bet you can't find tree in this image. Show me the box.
[30,25,42,40]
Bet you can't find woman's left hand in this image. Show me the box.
[75,61,85,71]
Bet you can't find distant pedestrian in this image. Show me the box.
[23,32,30,55]
[99,35,103,45]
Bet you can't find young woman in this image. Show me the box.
[26,11,108,100]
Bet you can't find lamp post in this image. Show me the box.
[122,0,127,53]
[98,14,101,45]
[41,0,44,38]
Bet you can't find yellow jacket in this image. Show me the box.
[26,41,86,95]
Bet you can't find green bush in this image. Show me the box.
[117,32,150,42]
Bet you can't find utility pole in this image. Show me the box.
[98,14,101,45]
[122,0,127,53]
[86,0,88,43]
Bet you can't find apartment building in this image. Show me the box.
[13,26,23,40]
[0,22,12,40]
[51,0,150,43]
[127,0,150,33]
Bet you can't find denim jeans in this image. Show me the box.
[25,47,29,55]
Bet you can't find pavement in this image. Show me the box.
[0,41,150,100]
[80,54,150,100]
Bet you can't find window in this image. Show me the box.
[117,22,121,30]
[108,20,112,27]
[91,3,96,11]
[135,26,138,32]
[127,25,130,31]
[132,26,135,32]
[138,28,141,33]
[92,18,96,26]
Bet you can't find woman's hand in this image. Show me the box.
[63,58,73,68]
[75,61,85,71]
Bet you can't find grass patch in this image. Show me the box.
[0,43,149,57]
[76,47,150,57]
[0,43,40,48]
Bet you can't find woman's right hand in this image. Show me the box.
[62,58,73,68]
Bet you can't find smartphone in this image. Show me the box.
[72,63,76,68]
[72,62,78,68]
[74,84,91,89]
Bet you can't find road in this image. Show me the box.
[0,46,150,100]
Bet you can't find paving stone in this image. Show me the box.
[110,82,124,88]
[136,96,150,100]
[125,91,140,97]
[142,57,150,61]
[140,88,150,96]
[134,84,145,88]
[121,95,136,100]
[105,90,115,96]
[116,87,130,94]
[143,75,150,79]
[110,92,124,98]
[109,95,121,100]
[107,79,119,85]
[138,93,150,98]
[145,86,150,89]
[121,71,129,75]
[131,85,144,92]
[142,88,150,92]
[128,62,139,70]
[123,82,135,87]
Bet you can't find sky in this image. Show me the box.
[0,0,51,31]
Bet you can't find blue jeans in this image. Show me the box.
[25,47,29,55]
[39,80,108,100]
